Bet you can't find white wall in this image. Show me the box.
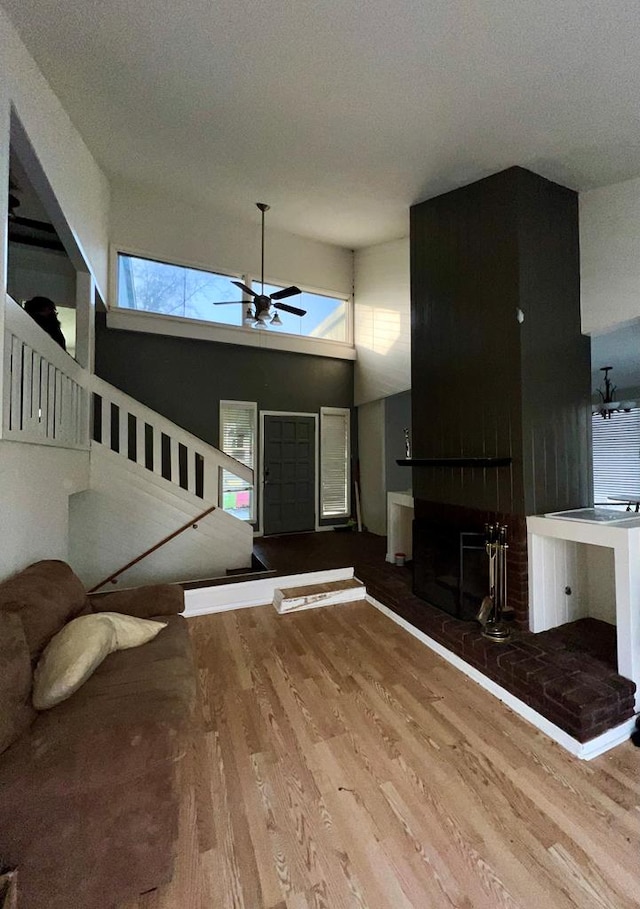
[354,238,411,406]
[582,543,616,625]
[0,8,110,297]
[109,181,353,302]
[580,176,640,336]
[68,446,253,589]
[0,441,89,580]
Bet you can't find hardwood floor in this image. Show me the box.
[123,601,640,909]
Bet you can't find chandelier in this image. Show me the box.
[593,366,636,420]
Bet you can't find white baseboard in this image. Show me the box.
[365,593,637,760]
[184,567,354,616]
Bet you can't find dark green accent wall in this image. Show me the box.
[410,166,592,516]
[384,390,412,492]
[94,314,354,449]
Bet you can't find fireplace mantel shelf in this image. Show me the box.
[397,457,512,468]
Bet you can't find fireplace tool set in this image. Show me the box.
[477,524,512,642]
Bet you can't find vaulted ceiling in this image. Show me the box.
[4,1,640,249]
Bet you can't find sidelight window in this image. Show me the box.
[320,407,351,519]
[220,401,257,521]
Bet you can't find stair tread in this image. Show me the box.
[277,578,364,599]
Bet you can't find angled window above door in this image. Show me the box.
[220,401,257,522]
[320,407,351,519]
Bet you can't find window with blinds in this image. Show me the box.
[592,408,640,506]
[320,407,351,519]
[220,401,257,521]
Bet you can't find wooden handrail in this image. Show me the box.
[87,504,217,593]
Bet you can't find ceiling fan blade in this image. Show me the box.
[232,281,258,298]
[275,302,307,317]
[270,285,301,301]
[211,300,244,305]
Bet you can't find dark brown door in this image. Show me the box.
[263,415,315,535]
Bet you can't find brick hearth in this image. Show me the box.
[359,559,635,743]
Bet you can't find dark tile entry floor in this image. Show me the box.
[254,531,636,743]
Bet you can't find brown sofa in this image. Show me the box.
[0,560,196,909]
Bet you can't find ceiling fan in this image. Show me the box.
[212,202,306,328]
[7,177,65,252]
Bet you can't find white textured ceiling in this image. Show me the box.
[592,320,640,394]
[4,0,640,248]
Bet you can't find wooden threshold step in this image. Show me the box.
[273,577,365,614]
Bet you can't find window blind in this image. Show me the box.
[220,401,256,521]
[592,408,640,504]
[320,407,350,518]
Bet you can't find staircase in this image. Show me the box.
[1,294,254,587]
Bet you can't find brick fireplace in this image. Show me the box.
[409,166,593,628]
[382,165,638,747]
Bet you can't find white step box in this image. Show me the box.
[273,577,365,614]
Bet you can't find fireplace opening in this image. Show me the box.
[412,506,529,627]
[412,521,488,621]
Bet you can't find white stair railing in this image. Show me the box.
[89,375,253,505]
[2,295,88,449]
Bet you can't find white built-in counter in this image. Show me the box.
[528,509,640,709]
[386,491,414,563]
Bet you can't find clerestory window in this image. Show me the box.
[117,253,351,345]
[251,281,349,342]
[117,253,243,326]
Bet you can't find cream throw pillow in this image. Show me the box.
[33,612,167,710]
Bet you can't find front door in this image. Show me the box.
[263,414,315,535]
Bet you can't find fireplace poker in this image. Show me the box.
[476,523,495,626]
[483,524,512,642]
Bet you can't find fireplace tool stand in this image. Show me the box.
[477,524,512,642]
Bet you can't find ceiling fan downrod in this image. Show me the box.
[256,202,270,296]
[210,201,305,325]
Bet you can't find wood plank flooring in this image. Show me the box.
[122,601,640,909]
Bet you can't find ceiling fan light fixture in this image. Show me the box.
[243,306,255,325]
[271,312,282,326]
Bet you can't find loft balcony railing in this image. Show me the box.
[2,294,88,449]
